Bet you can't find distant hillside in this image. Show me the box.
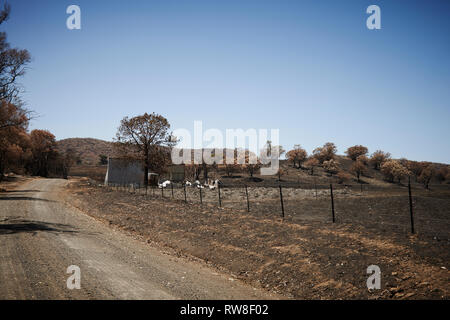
[56,138,448,186]
[57,138,114,165]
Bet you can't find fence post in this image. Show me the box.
[279,184,285,219]
[145,184,148,196]
[245,185,250,212]
[330,183,335,223]
[161,186,164,198]
[408,177,415,234]
[218,183,222,207]
[171,183,174,198]
[314,177,318,199]
[199,187,203,204]
[184,184,187,203]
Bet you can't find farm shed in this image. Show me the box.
[104,158,184,186]
[104,158,145,186]
[167,165,185,181]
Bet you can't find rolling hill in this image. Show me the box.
[57,138,114,165]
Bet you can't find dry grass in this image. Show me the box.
[65,178,450,300]
[69,165,107,182]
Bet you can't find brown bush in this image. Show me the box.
[323,159,339,176]
[350,160,367,182]
[369,150,391,170]
[381,160,411,183]
[418,165,435,189]
[346,145,368,161]
[304,157,319,175]
[312,142,337,164]
[286,145,307,168]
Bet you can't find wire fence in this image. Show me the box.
[100,180,450,240]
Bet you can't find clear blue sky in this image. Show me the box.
[4,0,450,163]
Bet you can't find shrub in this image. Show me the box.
[286,145,308,168]
[350,160,367,182]
[346,145,368,161]
[369,150,391,170]
[312,142,337,164]
[304,157,319,175]
[381,160,411,183]
[418,165,435,189]
[323,159,339,176]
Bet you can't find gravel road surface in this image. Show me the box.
[0,178,278,300]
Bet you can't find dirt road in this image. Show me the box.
[0,178,279,300]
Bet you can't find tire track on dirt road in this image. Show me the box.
[0,178,280,300]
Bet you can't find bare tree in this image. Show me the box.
[369,150,391,170]
[115,113,174,187]
[0,3,31,103]
[350,160,366,182]
[313,142,337,164]
[238,150,260,178]
[418,165,434,189]
[304,157,319,175]
[286,144,308,168]
[29,129,57,177]
[224,148,240,177]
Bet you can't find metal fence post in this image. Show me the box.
[330,183,335,223]
[218,183,222,207]
[279,184,285,219]
[408,177,415,234]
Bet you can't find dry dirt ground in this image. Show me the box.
[0,178,279,300]
[65,178,450,299]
